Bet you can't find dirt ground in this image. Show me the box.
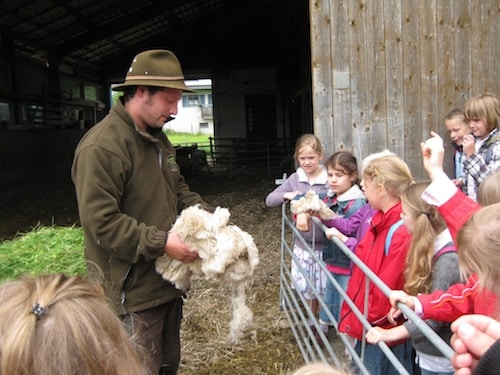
[0,173,307,374]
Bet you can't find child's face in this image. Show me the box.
[361,177,381,209]
[445,117,470,146]
[297,146,322,176]
[400,202,416,234]
[468,118,489,140]
[327,165,355,195]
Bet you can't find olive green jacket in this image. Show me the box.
[71,99,204,314]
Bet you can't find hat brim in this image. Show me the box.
[112,79,196,93]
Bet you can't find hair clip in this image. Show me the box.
[31,303,45,320]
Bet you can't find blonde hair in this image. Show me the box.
[292,362,350,375]
[464,93,500,132]
[401,182,448,295]
[293,134,323,163]
[362,155,413,197]
[457,203,500,298]
[0,274,149,375]
[477,171,500,206]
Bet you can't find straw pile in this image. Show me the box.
[179,175,304,374]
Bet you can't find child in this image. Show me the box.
[389,132,500,333]
[265,133,329,325]
[318,151,366,329]
[444,108,470,187]
[337,154,414,375]
[461,93,500,201]
[366,182,460,375]
[0,273,149,375]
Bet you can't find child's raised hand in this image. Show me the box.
[420,131,445,180]
[462,134,476,157]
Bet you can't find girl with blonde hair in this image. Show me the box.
[266,134,329,331]
[337,154,414,375]
[0,273,149,375]
[366,182,460,375]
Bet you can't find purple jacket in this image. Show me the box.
[323,203,376,252]
[266,167,329,251]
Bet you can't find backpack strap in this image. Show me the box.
[432,244,457,263]
[384,219,404,256]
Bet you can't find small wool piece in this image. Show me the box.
[290,190,334,220]
[155,205,259,343]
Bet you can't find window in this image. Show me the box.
[182,94,201,107]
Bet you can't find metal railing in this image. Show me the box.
[278,198,454,373]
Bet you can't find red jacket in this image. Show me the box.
[418,274,496,321]
[418,189,497,320]
[339,202,412,341]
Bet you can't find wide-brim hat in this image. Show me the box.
[112,49,195,92]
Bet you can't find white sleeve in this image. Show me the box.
[420,172,458,206]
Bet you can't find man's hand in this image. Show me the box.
[165,232,199,262]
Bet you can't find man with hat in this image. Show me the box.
[72,49,206,375]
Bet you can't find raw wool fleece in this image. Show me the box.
[155,205,259,343]
[290,190,334,220]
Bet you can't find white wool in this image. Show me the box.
[155,205,259,343]
[289,190,334,220]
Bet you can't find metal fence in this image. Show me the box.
[278,198,455,374]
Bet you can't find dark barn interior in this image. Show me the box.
[0,0,312,207]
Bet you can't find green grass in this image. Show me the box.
[164,130,211,146]
[0,226,86,282]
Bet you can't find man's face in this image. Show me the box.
[139,87,182,130]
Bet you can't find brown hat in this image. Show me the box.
[112,49,195,92]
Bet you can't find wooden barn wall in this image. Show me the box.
[0,129,83,208]
[310,0,499,179]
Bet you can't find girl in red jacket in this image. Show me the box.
[338,154,413,375]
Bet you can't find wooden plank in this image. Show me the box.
[331,0,352,156]
[417,0,439,177]
[401,0,424,178]
[384,0,404,159]
[454,0,472,102]
[310,0,334,157]
[435,1,458,177]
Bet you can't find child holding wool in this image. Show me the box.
[265,133,329,323]
[317,151,366,332]
[365,181,460,375]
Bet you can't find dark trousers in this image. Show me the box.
[122,298,183,375]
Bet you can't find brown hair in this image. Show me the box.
[444,107,466,122]
[464,93,500,132]
[324,151,360,185]
[401,182,448,295]
[0,274,149,375]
